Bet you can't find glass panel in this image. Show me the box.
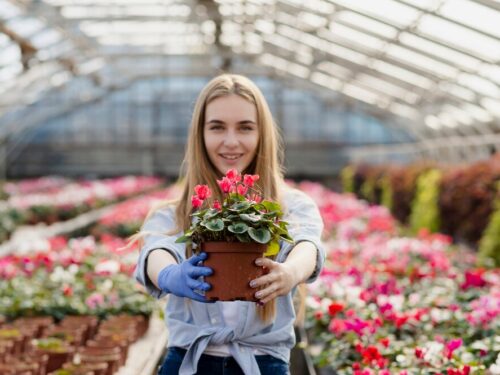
[355,73,420,102]
[481,64,500,85]
[316,61,352,80]
[371,60,434,89]
[457,73,500,97]
[399,32,481,71]
[0,63,22,83]
[425,115,442,130]
[281,0,335,14]
[442,104,474,125]
[417,14,500,61]
[0,44,20,65]
[328,22,387,50]
[335,11,398,38]
[330,0,420,27]
[439,82,476,102]
[342,83,380,105]
[389,102,419,119]
[439,0,500,38]
[385,44,458,78]
[480,98,500,117]
[310,72,342,90]
[31,29,63,49]
[0,0,21,18]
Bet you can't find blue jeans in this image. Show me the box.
[158,347,290,375]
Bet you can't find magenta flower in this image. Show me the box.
[194,184,211,200]
[191,195,203,209]
[444,338,462,359]
[217,177,232,193]
[243,174,259,187]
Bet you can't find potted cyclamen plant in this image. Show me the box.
[176,169,293,301]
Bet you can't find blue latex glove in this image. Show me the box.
[157,252,213,302]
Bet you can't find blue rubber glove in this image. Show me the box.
[157,252,213,302]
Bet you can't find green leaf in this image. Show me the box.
[229,201,251,212]
[203,208,220,219]
[248,227,271,244]
[175,234,191,243]
[204,218,224,231]
[239,213,262,222]
[261,200,282,213]
[264,241,280,257]
[228,222,249,234]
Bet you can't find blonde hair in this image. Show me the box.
[137,74,287,322]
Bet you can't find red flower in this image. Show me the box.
[361,345,382,364]
[314,310,323,320]
[460,269,487,290]
[379,338,390,348]
[328,302,344,316]
[237,184,248,195]
[415,347,424,359]
[194,184,211,200]
[217,177,232,193]
[243,174,259,187]
[191,195,203,208]
[63,285,73,296]
[226,169,241,183]
[213,200,221,210]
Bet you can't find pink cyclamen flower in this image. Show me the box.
[225,169,241,183]
[444,338,462,359]
[213,200,221,210]
[85,293,105,309]
[237,184,248,195]
[194,184,211,200]
[217,177,232,193]
[243,174,259,187]
[191,195,203,208]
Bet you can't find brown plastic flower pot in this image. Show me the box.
[201,242,267,302]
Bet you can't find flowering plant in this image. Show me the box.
[176,169,293,257]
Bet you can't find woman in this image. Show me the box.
[134,74,325,375]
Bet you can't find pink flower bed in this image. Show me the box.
[297,181,500,374]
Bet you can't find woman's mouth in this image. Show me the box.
[220,154,243,161]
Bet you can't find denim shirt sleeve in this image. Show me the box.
[276,187,325,283]
[134,205,185,299]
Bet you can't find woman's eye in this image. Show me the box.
[241,126,254,131]
[210,125,224,130]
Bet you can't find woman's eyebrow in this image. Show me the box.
[206,119,256,124]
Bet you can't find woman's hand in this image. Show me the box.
[250,258,299,305]
[250,241,318,304]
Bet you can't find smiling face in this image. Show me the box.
[203,94,259,176]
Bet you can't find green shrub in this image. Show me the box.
[478,184,500,267]
[409,169,442,234]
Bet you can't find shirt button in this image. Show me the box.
[211,318,218,324]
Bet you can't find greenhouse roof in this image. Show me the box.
[0,0,499,145]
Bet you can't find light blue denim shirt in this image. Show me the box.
[134,186,325,375]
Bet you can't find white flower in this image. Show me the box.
[95,260,120,275]
[460,352,474,364]
[49,266,74,283]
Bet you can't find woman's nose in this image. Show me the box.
[223,130,239,146]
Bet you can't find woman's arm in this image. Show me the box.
[250,241,317,305]
[146,249,178,289]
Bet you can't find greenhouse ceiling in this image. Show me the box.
[0,0,499,147]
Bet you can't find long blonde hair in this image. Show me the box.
[141,74,287,322]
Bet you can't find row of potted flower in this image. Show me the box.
[0,313,148,374]
[0,176,165,244]
[297,181,500,374]
[1,176,71,198]
[0,235,154,320]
